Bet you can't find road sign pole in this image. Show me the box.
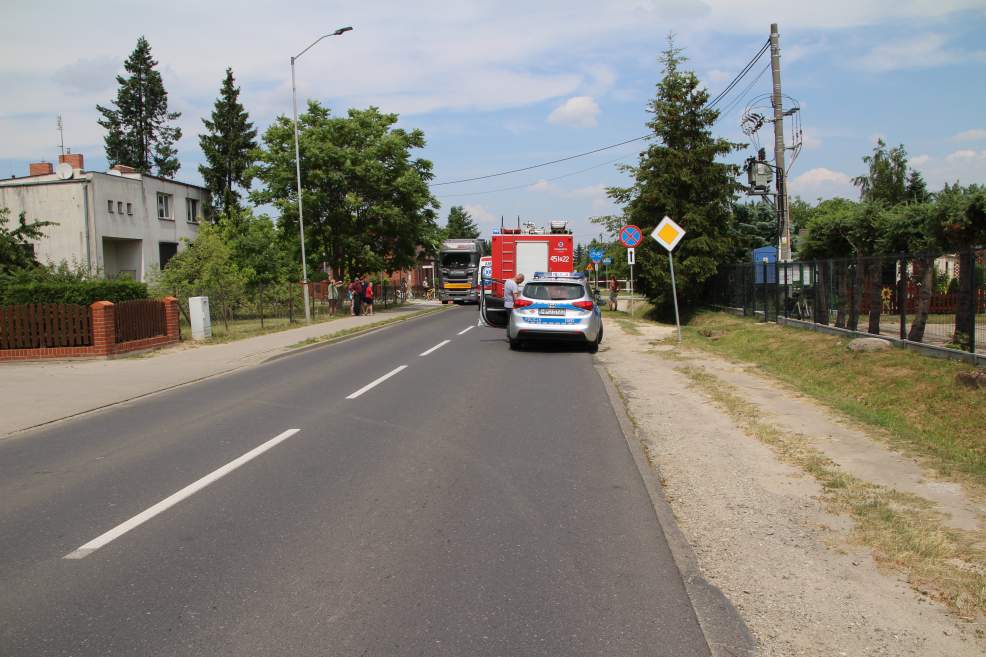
[629,262,634,317]
[668,252,682,344]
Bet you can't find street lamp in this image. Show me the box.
[291,26,353,322]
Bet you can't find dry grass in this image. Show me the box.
[680,311,986,489]
[679,364,986,617]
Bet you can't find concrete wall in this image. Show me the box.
[1,170,208,281]
[0,179,91,269]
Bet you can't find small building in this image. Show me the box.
[0,153,209,281]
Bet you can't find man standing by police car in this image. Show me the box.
[503,273,523,320]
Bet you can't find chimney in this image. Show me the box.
[29,162,54,176]
[112,164,137,174]
[59,153,84,170]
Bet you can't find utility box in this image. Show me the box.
[188,296,212,340]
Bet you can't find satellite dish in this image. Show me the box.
[56,162,74,179]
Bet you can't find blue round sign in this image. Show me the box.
[620,225,643,248]
[589,248,604,263]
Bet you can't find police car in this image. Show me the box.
[507,272,603,352]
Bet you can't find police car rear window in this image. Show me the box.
[523,283,585,301]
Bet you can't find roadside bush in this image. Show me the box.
[0,277,148,305]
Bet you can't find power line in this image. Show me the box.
[434,154,633,198]
[705,40,770,109]
[430,135,649,187]
[431,38,771,188]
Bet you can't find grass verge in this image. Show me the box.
[678,364,986,618]
[679,311,986,490]
[180,303,415,345]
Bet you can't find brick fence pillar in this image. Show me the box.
[163,296,180,340]
[90,301,116,356]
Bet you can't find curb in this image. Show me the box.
[594,363,756,657]
[1,306,449,441]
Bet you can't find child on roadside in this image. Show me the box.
[363,275,374,315]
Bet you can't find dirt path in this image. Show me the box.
[597,317,985,657]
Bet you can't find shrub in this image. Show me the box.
[0,278,148,306]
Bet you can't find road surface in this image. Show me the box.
[0,307,712,656]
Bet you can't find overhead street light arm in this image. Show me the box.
[292,26,353,61]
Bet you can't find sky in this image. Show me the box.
[2,0,986,243]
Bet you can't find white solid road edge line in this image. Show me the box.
[346,365,408,399]
[457,326,474,335]
[64,429,302,560]
[418,340,451,357]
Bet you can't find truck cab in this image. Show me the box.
[438,239,485,304]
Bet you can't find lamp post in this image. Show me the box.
[291,26,353,322]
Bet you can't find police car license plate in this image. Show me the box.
[539,308,565,316]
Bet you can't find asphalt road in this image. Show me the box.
[0,307,711,656]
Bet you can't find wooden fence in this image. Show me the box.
[114,299,167,343]
[0,303,93,349]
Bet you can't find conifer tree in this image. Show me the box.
[605,36,744,317]
[97,36,182,177]
[443,206,480,239]
[199,68,257,218]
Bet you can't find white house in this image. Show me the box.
[0,153,209,281]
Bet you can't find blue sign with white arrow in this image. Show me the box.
[589,248,604,263]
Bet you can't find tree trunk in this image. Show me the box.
[907,256,934,342]
[866,259,883,335]
[259,283,264,329]
[953,249,976,350]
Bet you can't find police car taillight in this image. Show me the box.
[572,300,594,310]
[514,299,533,308]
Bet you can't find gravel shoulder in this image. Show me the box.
[596,317,985,657]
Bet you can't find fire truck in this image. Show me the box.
[480,220,574,327]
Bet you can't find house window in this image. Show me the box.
[157,193,173,220]
[186,198,199,223]
[126,203,133,215]
[108,199,114,213]
[117,201,124,214]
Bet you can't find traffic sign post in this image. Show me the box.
[652,216,686,344]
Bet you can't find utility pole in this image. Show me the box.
[770,23,791,262]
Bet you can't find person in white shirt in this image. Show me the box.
[503,273,524,316]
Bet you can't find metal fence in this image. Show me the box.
[709,248,986,354]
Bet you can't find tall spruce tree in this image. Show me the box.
[444,206,480,239]
[97,36,182,177]
[604,37,744,317]
[199,68,257,218]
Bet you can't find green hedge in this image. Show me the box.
[0,278,149,306]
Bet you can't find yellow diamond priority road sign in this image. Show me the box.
[652,215,685,252]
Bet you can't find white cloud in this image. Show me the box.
[898,151,986,188]
[706,69,731,83]
[547,96,600,128]
[789,167,856,200]
[528,180,557,192]
[950,128,986,142]
[462,204,497,226]
[859,33,986,72]
[945,149,978,161]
